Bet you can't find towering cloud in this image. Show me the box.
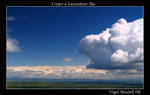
[78,18,144,70]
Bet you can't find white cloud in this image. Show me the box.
[7,16,15,21]
[7,36,21,52]
[7,65,143,79]
[64,57,73,62]
[21,16,29,18]
[78,18,144,70]
[111,49,129,63]
[6,17,21,52]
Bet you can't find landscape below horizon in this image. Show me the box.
[7,78,143,88]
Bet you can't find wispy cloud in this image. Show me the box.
[7,16,16,21]
[64,57,73,62]
[21,16,29,18]
[7,29,13,32]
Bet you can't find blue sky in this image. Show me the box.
[7,7,143,66]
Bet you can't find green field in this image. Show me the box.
[6,81,143,88]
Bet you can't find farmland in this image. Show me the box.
[7,81,143,88]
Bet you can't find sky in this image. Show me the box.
[6,7,144,80]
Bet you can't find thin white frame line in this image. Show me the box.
[6,6,144,89]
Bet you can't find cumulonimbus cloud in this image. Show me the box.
[78,18,144,70]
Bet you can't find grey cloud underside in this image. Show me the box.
[87,61,143,70]
[78,18,144,70]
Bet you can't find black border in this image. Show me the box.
[1,0,144,6]
[0,0,144,95]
